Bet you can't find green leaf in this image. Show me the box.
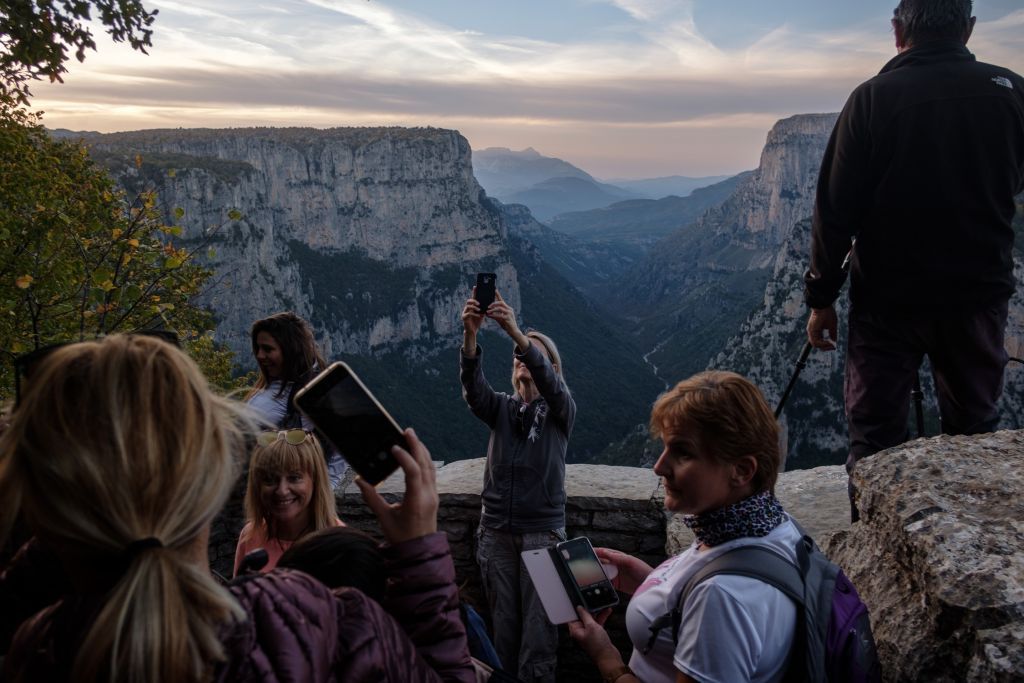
[173,207,185,220]
[165,257,183,269]
[91,267,113,285]
[227,209,242,221]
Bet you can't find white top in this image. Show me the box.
[247,381,348,487]
[247,381,296,429]
[625,517,800,683]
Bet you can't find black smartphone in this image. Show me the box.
[556,537,619,612]
[293,361,404,485]
[475,272,496,313]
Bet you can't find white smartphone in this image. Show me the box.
[521,537,619,624]
[521,548,579,624]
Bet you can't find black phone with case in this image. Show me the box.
[294,361,404,485]
[475,272,496,313]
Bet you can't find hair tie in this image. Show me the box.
[124,537,163,559]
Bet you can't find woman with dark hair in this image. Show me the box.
[246,311,345,484]
[460,288,575,683]
[0,334,474,682]
[567,371,800,683]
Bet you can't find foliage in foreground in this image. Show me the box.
[0,103,247,397]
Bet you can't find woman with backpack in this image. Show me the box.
[568,371,801,683]
[0,334,474,682]
[246,311,346,485]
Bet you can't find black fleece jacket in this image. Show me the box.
[805,41,1024,313]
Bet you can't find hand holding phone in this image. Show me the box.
[294,361,405,485]
[356,427,439,544]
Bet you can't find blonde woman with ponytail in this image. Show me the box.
[0,334,473,683]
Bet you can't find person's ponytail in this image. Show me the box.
[0,335,253,682]
[71,550,239,682]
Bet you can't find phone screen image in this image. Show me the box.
[558,538,618,612]
[294,362,404,485]
[475,272,496,312]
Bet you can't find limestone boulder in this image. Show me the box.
[825,431,1024,682]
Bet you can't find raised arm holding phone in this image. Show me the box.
[460,281,576,683]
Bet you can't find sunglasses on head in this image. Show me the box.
[11,330,181,410]
[256,429,312,447]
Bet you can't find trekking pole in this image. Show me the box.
[776,247,854,419]
[911,374,925,438]
[775,342,812,419]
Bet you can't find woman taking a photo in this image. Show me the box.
[246,311,345,485]
[233,429,343,576]
[568,371,799,683]
[0,334,474,682]
[460,289,575,683]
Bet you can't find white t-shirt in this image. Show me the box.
[625,517,801,683]
[247,381,294,429]
[247,381,348,487]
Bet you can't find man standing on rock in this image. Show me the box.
[804,0,1024,521]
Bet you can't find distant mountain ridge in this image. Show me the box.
[472,146,730,223]
[606,175,734,200]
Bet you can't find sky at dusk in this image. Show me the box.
[29,0,1024,179]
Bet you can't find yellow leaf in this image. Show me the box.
[15,275,33,289]
[112,228,123,239]
[127,238,140,248]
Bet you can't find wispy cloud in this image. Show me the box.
[29,0,1024,176]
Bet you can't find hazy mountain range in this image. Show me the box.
[472,146,730,222]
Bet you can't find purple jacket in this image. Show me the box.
[4,533,474,683]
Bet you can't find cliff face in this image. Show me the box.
[86,127,660,461]
[728,113,838,250]
[90,127,520,359]
[606,113,837,385]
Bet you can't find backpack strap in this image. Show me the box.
[642,545,805,654]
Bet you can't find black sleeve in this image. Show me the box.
[805,87,872,308]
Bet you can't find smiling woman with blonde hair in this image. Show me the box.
[233,429,342,576]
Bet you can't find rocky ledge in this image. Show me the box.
[826,431,1024,682]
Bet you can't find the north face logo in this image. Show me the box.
[991,76,1013,89]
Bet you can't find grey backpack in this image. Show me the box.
[643,532,881,682]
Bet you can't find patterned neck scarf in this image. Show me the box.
[681,490,786,547]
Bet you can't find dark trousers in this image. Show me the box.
[476,525,565,683]
[844,301,1009,519]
